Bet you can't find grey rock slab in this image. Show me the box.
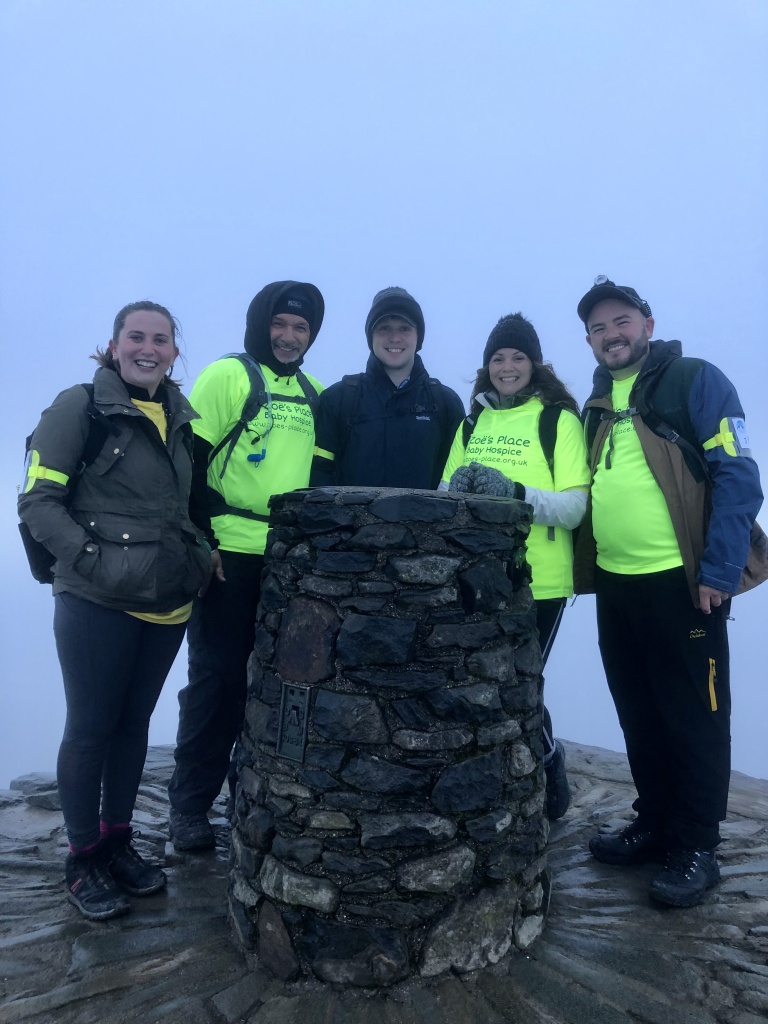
[312,690,389,745]
[396,844,476,893]
[386,555,461,585]
[9,772,57,794]
[419,881,519,976]
[260,854,340,913]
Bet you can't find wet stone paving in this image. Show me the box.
[1,742,767,1024]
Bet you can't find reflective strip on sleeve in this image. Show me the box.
[22,450,69,493]
[702,417,750,458]
[313,447,335,461]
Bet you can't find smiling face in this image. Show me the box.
[269,312,311,364]
[109,310,178,396]
[585,299,655,379]
[371,316,418,383]
[488,347,534,400]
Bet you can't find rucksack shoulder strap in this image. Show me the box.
[207,354,269,476]
[538,405,562,480]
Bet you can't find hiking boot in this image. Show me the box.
[65,849,131,921]
[169,809,215,851]
[649,847,720,907]
[545,740,571,820]
[589,818,666,866]
[107,832,167,896]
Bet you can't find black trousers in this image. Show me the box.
[54,592,186,849]
[168,550,264,817]
[537,597,566,760]
[595,565,731,849]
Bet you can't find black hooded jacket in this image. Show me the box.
[311,353,465,489]
[244,280,325,377]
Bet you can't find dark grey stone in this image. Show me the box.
[297,504,358,533]
[467,644,517,683]
[500,678,539,714]
[420,880,520,976]
[273,596,340,683]
[257,902,300,981]
[466,496,531,525]
[342,875,393,894]
[369,899,437,927]
[348,524,417,550]
[396,587,458,607]
[346,668,450,692]
[396,844,476,893]
[444,528,518,554]
[300,576,354,598]
[312,690,389,745]
[392,699,432,729]
[338,596,388,612]
[358,580,396,593]
[322,792,383,811]
[240,808,276,852]
[341,754,431,794]
[371,493,458,523]
[426,621,500,648]
[514,637,544,675]
[260,855,340,913]
[259,574,289,610]
[359,813,457,849]
[459,559,516,614]
[304,744,346,771]
[385,555,461,585]
[425,683,504,723]
[392,728,473,751]
[252,626,275,663]
[286,541,312,568]
[298,768,340,790]
[431,751,503,813]
[316,550,377,573]
[337,614,417,666]
[271,835,322,869]
[465,808,515,843]
[297,917,409,987]
[245,700,279,746]
[321,852,391,875]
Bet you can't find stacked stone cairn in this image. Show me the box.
[229,487,549,988]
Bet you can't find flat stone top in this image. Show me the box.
[1,744,767,1024]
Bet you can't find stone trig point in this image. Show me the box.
[228,487,549,986]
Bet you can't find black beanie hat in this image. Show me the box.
[365,287,425,351]
[577,276,652,325]
[482,313,542,366]
[271,286,318,333]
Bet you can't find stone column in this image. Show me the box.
[229,487,548,987]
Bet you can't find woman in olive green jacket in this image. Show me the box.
[19,300,211,922]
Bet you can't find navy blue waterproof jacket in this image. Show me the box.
[577,340,762,598]
[311,354,465,490]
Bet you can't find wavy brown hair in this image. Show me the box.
[468,359,580,425]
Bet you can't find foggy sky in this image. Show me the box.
[1,0,766,787]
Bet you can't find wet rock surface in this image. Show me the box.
[1,743,767,1022]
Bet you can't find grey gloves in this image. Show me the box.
[449,462,526,500]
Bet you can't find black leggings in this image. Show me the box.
[54,591,186,849]
[536,597,567,760]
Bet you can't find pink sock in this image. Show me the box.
[100,821,131,838]
[69,838,101,856]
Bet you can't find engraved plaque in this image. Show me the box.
[276,682,310,761]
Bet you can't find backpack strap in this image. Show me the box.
[207,354,270,478]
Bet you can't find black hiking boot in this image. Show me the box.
[65,848,131,921]
[169,809,215,851]
[589,818,666,866]
[107,831,167,896]
[545,740,571,820]
[649,847,720,907]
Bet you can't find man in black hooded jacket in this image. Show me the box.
[168,281,324,850]
[310,287,464,489]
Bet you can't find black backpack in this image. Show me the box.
[19,384,118,584]
[461,403,562,480]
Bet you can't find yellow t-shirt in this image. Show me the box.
[191,358,323,555]
[591,374,682,574]
[442,399,589,599]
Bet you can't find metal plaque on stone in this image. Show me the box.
[276,682,310,761]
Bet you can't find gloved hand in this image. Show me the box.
[471,464,525,500]
[449,465,476,493]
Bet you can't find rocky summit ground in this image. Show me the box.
[1,742,767,1024]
